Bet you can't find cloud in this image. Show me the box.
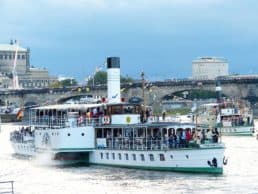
[1,0,258,80]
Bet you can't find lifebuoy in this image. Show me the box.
[102,116,110,124]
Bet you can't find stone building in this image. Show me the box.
[192,57,229,80]
[0,41,56,88]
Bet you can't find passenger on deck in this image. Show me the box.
[212,128,219,143]
[162,111,166,121]
[201,129,206,143]
[186,129,192,145]
[86,109,91,124]
[196,130,203,144]
[181,130,186,147]
[176,131,180,148]
[168,134,173,148]
[206,129,213,142]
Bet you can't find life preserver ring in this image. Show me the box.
[102,116,110,124]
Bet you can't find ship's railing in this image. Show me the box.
[96,137,218,151]
[0,181,14,194]
[31,116,102,128]
[216,121,254,128]
[10,131,34,143]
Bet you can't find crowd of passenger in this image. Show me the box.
[10,126,34,143]
[102,128,220,150]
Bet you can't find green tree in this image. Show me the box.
[60,79,78,87]
[49,79,78,88]
[87,71,107,86]
[49,80,62,88]
[87,71,134,86]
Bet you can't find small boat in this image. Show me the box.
[196,100,254,136]
[10,57,226,173]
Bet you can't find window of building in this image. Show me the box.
[22,55,26,59]
[132,154,136,161]
[118,153,122,160]
[0,55,2,59]
[100,153,103,159]
[9,55,12,59]
[17,55,20,59]
[125,153,129,160]
[140,154,145,161]
[160,154,165,161]
[4,55,8,59]
[106,153,109,160]
[149,154,154,161]
[112,153,115,160]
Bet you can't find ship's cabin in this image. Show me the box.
[29,102,144,128]
[95,123,221,151]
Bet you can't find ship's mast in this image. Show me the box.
[141,71,146,121]
[12,40,20,89]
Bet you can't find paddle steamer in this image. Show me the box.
[10,57,226,173]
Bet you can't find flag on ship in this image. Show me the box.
[16,109,23,120]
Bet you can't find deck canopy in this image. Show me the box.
[31,103,105,111]
[31,102,142,113]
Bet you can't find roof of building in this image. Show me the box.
[0,44,27,52]
[192,56,228,63]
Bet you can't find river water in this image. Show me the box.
[1,122,258,194]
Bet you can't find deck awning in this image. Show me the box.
[31,103,105,111]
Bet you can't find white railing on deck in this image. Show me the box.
[31,116,102,128]
[96,137,217,151]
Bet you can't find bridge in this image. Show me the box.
[1,77,258,109]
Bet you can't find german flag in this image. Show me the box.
[16,109,24,121]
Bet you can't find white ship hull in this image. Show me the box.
[11,140,225,174]
[89,146,225,174]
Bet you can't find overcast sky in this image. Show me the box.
[1,0,258,81]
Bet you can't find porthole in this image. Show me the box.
[81,133,85,136]
[68,133,71,136]
[186,155,189,159]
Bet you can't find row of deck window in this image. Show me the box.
[100,152,167,161]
